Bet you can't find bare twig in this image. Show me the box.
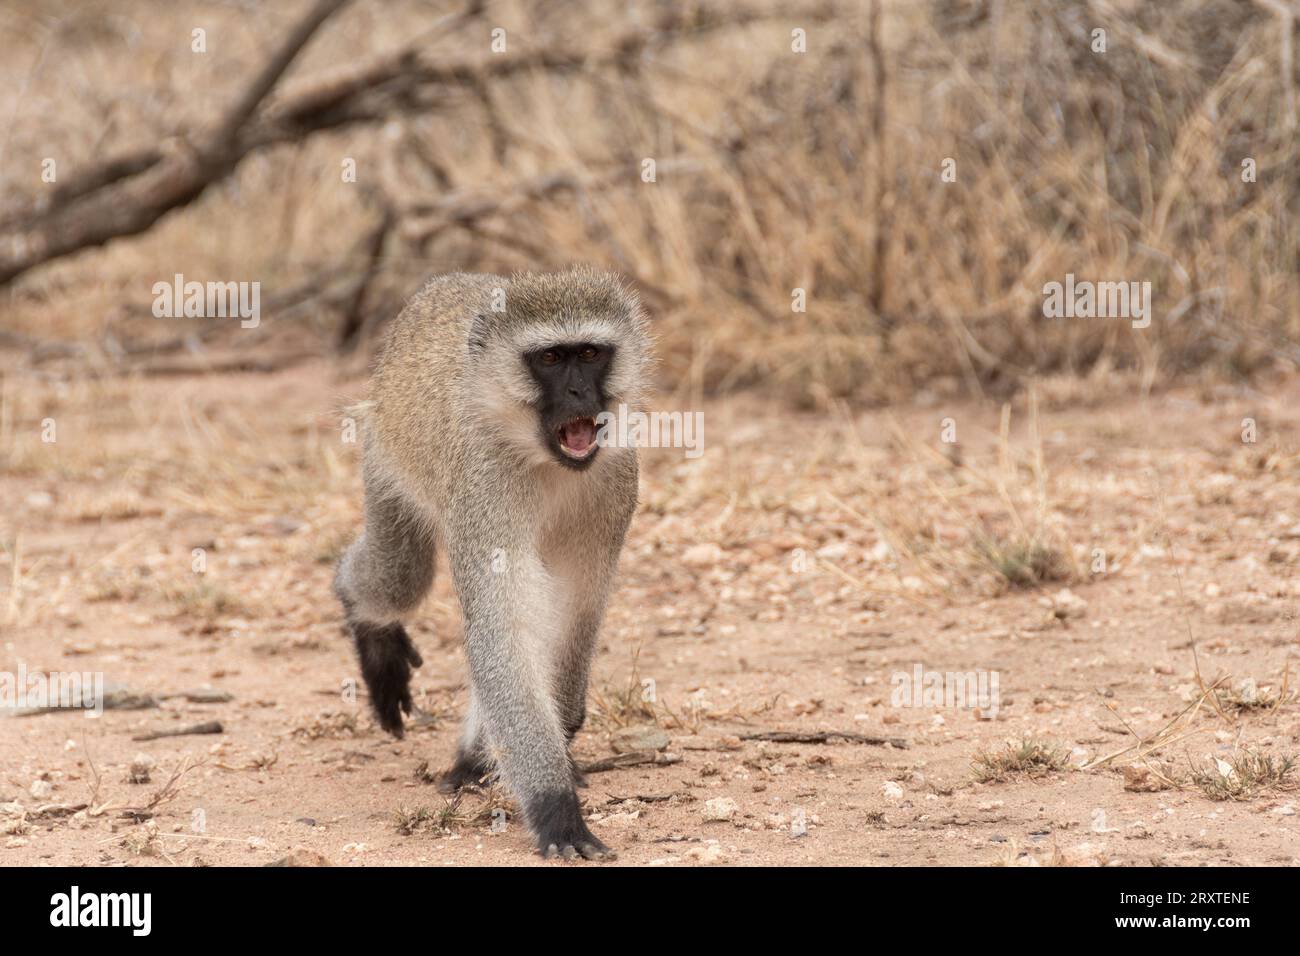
[401,158,706,244]
[740,730,911,748]
[120,756,205,821]
[0,0,351,285]
[0,1,833,287]
[336,201,398,350]
[579,751,683,774]
[205,0,353,156]
[132,720,224,742]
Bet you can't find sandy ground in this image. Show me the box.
[1,358,1298,867]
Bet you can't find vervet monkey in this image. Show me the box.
[333,268,649,860]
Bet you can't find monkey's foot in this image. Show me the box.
[352,619,423,739]
[530,790,615,861]
[437,752,496,793]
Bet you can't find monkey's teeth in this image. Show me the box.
[559,417,598,457]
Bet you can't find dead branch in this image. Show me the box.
[0,0,352,285]
[206,0,354,155]
[740,730,911,748]
[336,200,398,351]
[0,1,834,288]
[401,157,707,243]
[131,720,225,742]
[579,751,683,774]
[119,756,205,822]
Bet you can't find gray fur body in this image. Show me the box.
[333,268,648,860]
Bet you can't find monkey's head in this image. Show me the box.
[521,341,614,470]
[467,267,652,471]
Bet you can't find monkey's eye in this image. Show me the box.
[540,350,561,366]
[578,346,600,362]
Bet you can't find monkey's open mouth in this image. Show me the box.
[558,416,598,459]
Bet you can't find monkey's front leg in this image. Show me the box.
[333,480,436,739]
[449,539,613,861]
[437,688,495,792]
[554,593,622,791]
[551,466,637,753]
[553,604,603,790]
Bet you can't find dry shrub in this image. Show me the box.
[1189,749,1296,801]
[0,0,1295,404]
[973,736,1068,783]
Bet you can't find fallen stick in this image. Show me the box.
[604,793,677,805]
[30,803,89,819]
[132,720,224,742]
[579,751,682,774]
[740,730,910,749]
[0,0,352,285]
[157,690,234,704]
[9,688,158,717]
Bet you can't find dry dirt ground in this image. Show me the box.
[2,357,1298,867]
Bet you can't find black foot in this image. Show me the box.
[438,751,495,793]
[351,619,422,738]
[530,789,614,861]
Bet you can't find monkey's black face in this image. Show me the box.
[524,343,614,470]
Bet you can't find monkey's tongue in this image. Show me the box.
[559,417,597,455]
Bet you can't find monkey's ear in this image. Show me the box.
[468,313,489,353]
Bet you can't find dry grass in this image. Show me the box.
[394,789,512,835]
[837,393,1079,595]
[588,651,662,730]
[973,737,1069,783]
[292,711,361,740]
[158,580,250,621]
[1189,749,1297,802]
[0,0,1295,405]
[588,648,704,733]
[972,535,1072,591]
[1213,673,1293,715]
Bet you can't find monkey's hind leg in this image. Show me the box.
[333,486,435,739]
[438,689,497,792]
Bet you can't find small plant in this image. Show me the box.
[1213,676,1291,715]
[119,822,166,858]
[974,534,1072,590]
[588,650,659,730]
[1189,750,1296,802]
[292,711,359,740]
[973,737,1068,783]
[394,790,512,835]
[393,805,438,836]
[159,580,248,620]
